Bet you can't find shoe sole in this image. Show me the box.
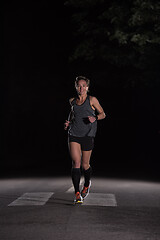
[74,200,83,204]
[74,198,83,204]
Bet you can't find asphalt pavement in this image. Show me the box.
[0,177,160,240]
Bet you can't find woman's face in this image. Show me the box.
[76,80,88,95]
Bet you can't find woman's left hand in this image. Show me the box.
[88,116,96,123]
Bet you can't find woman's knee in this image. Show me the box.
[82,151,92,170]
[82,162,90,170]
[72,160,81,168]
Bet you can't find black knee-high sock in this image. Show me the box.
[71,168,81,194]
[83,166,92,187]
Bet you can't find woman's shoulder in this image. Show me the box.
[69,97,75,105]
[89,95,98,102]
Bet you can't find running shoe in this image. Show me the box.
[81,181,91,199]
[74,192,83,204]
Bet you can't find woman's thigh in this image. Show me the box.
[69,142,82,168]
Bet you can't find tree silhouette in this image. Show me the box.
[65,0,160,87]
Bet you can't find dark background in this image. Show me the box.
[1,1,160,180]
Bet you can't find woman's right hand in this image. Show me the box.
[64,120,70,130]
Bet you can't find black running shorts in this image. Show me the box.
[68,135,94,151]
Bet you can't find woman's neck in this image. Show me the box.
[78,93,87,100]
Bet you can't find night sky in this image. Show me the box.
[1,1,160,180]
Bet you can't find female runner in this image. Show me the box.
[64,76,106,203]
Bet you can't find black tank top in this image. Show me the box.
[68,95,97,137]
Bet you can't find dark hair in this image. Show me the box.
[75,76,90,88]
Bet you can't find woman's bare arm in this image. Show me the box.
[64,98,75,130]
[88,96,106,123]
